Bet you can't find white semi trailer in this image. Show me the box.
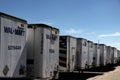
[111,47,114,64]
[93,43,100,67]
[87,41,94,68]
[113,47,117,64]
[27,24,59,79]
[106,46,112,65]
[0,12,27,78]
[117,50,120,63]
[59,36,77,72]
[100,44,107,66]
[76,38,88,70]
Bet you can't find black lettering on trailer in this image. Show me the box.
[8,45,21,50]
[4,26,25,36]
[15,29,25,36]
[4,27,13,34]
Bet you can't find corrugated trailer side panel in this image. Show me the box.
[68,36,77,72]
[27,24,59,79]
[106,46,111,65]
[34,27,49,78]
[100,44,107,66]
[27,26,35,78]
[111,47,114,64]
[59,36,67,71]
[117,50,119,63]
[93,43,100,67]
[59,36,77,72]
[109,46,113,64]
[49,27,59,79]
[113,48,117,64]
[76,38,88,70]
[87,41,94,68]
[97,44,100,67]
[0,13,27,78]
[118,50,120,63]
[52,28,59,79]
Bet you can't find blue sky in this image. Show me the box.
[0,0,120,49]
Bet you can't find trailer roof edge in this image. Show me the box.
[0,12,27,23]
[28,24,59,31]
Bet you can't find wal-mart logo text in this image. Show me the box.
[4,26,25,36]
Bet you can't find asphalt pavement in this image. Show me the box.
[59,64,120,80]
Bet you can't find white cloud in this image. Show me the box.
[61,28,95,37]
[65,28,84,34]
[98,32,120,38]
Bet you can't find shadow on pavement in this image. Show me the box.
[59,64,120,80]
[59,72,103,80]
[87,65,116,72]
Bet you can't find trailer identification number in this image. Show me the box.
[8,45,21,50]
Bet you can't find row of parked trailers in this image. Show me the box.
[0,12,59,79]
[59,36,120,72]
[0,12,120,79]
